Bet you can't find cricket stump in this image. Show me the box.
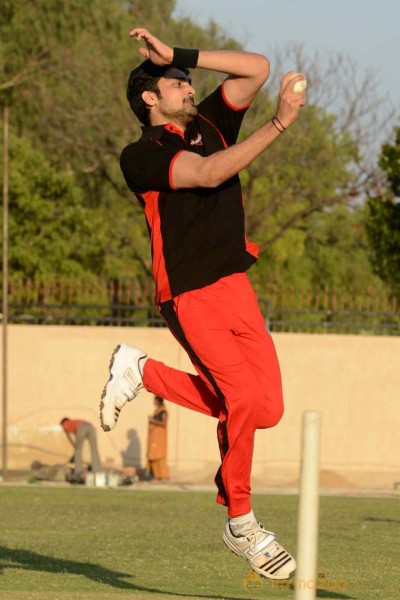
[295,411,321,600]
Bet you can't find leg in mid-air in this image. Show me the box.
[99,274,295,579]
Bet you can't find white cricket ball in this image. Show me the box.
[290,73,307,93]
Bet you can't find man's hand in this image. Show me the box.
[129,28,173,66]
[275,71,307,129]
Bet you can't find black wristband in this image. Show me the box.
[172,47,199,69]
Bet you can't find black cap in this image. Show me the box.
[128,59,190,86]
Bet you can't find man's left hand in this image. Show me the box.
[129,28,173,66]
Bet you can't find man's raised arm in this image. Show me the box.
[130,27,270,107]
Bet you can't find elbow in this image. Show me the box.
[257,54,271,83]
[196,167,224,189]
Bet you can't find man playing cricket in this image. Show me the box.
[100,27,305,580]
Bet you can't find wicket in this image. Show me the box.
[295,411,321,599]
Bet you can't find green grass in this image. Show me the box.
[0,486,399,599]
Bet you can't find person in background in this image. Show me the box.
[60,417,101,482]
[147,396,170,481]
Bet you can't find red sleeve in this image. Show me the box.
[168,150,185,190]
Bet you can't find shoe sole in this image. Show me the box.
[99,344,121,432]
[222,532,295,581]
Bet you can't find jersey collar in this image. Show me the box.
[141,122,186,141]
[140,125,166,140]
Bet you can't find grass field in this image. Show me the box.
[0,485,399,600]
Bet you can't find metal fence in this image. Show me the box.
[2,279,399,335]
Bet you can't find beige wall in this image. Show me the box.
[1,325,399,489]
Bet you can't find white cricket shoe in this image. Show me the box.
[100,344,147,432]
[223,520,296,580]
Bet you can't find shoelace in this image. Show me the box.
[245,526,276,556]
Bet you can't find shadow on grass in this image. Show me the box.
[316,592,356,599]
[273,581,357,599]
[0,546,246,599]
[364,516,400,524]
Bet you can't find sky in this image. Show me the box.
[173,0,400,111]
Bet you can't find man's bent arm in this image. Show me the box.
[130,27,270,107]
[172,119,281,189]
[172,71,305,190]
[196,50,270,108]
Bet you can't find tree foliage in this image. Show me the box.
[0,133,108,280]
[379,126,400,197]
[242,101,357,252]
[249,203,386,294]
[365,125,400,298]
[0,0,395,297]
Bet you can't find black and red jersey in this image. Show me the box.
[120,82,259,303]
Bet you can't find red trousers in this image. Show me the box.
[142,272,284,517]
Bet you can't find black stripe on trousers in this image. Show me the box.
[159,299,229,506]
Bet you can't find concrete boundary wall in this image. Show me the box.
[1,325,399,489]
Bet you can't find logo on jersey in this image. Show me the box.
[190,133,203,146]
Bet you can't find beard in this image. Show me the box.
[160,98,198,127]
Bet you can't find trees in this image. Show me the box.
[0,0,243,287]
[0,134,107,281]
[239,42,395,293]
[242,100,357,249]
[365,125,400,298]
[248,202,387,294]
[304,205,387,292]
[0,0,396,298]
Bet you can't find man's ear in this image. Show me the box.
[142,90,156,107]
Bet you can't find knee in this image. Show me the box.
[267,403,284,427]
[226,387,283,429]
[257,394,284,429]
